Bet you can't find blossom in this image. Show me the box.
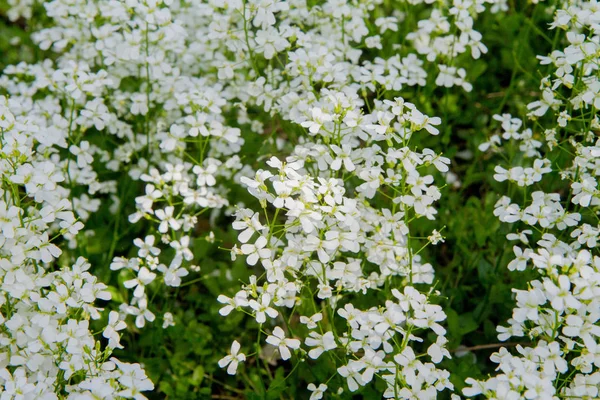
[240,236,271,266]
[307,383,328,400]
[543,275,581,312]
[155,206,182,233]
[218,340,246,375]
[301,108,333,135]
[126,297,156,329]
[162,312,175,329]
[300,313,323,329]
[123,267,157,298]
[133,235,160,258]
[248,293,278,324]
[305,331,336,359]
[265,326,300,360]
[232,210,265,243]
[337,361,365,392]
[103,311,127,349]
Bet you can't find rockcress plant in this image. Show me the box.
[219,93,453,398]
[466,2,600,398]
[0,0,598,399]
[0,95,153,397]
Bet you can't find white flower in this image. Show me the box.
[255,28,290,59]
[307,383,328,400]
[103,311,127,349]
[543,275,581,312]
[300,313,323,329]
[124,267,157,298]
[337,361,365,392]
[133,235,160,258]
[427,336,451,364]
[409,109,441,135]
[249,293,278,324]
[155,206,182,233]
[265,326,300,360]
[305,331,336,359]
[232,210,265,243]
[301,108,333,135]
[126,297,156,328]
[162,312,175,329]
[240,236,271,266]
[218,340,246,375]
[158,258,189,287]
[193,164,218,187]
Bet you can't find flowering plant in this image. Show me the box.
[0,0,598,398]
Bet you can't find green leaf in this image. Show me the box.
[191,365,205,385]
[458,313,479,335]
[266,367,288,399]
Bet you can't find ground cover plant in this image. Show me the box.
[0,0,599,399]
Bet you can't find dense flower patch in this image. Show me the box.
[0,0,598,398]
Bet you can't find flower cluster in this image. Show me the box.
[4,0,597,397]
[466,1,600,397]
[216,69,454,395]
[1,0,252,332]
[0,95,152,397]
